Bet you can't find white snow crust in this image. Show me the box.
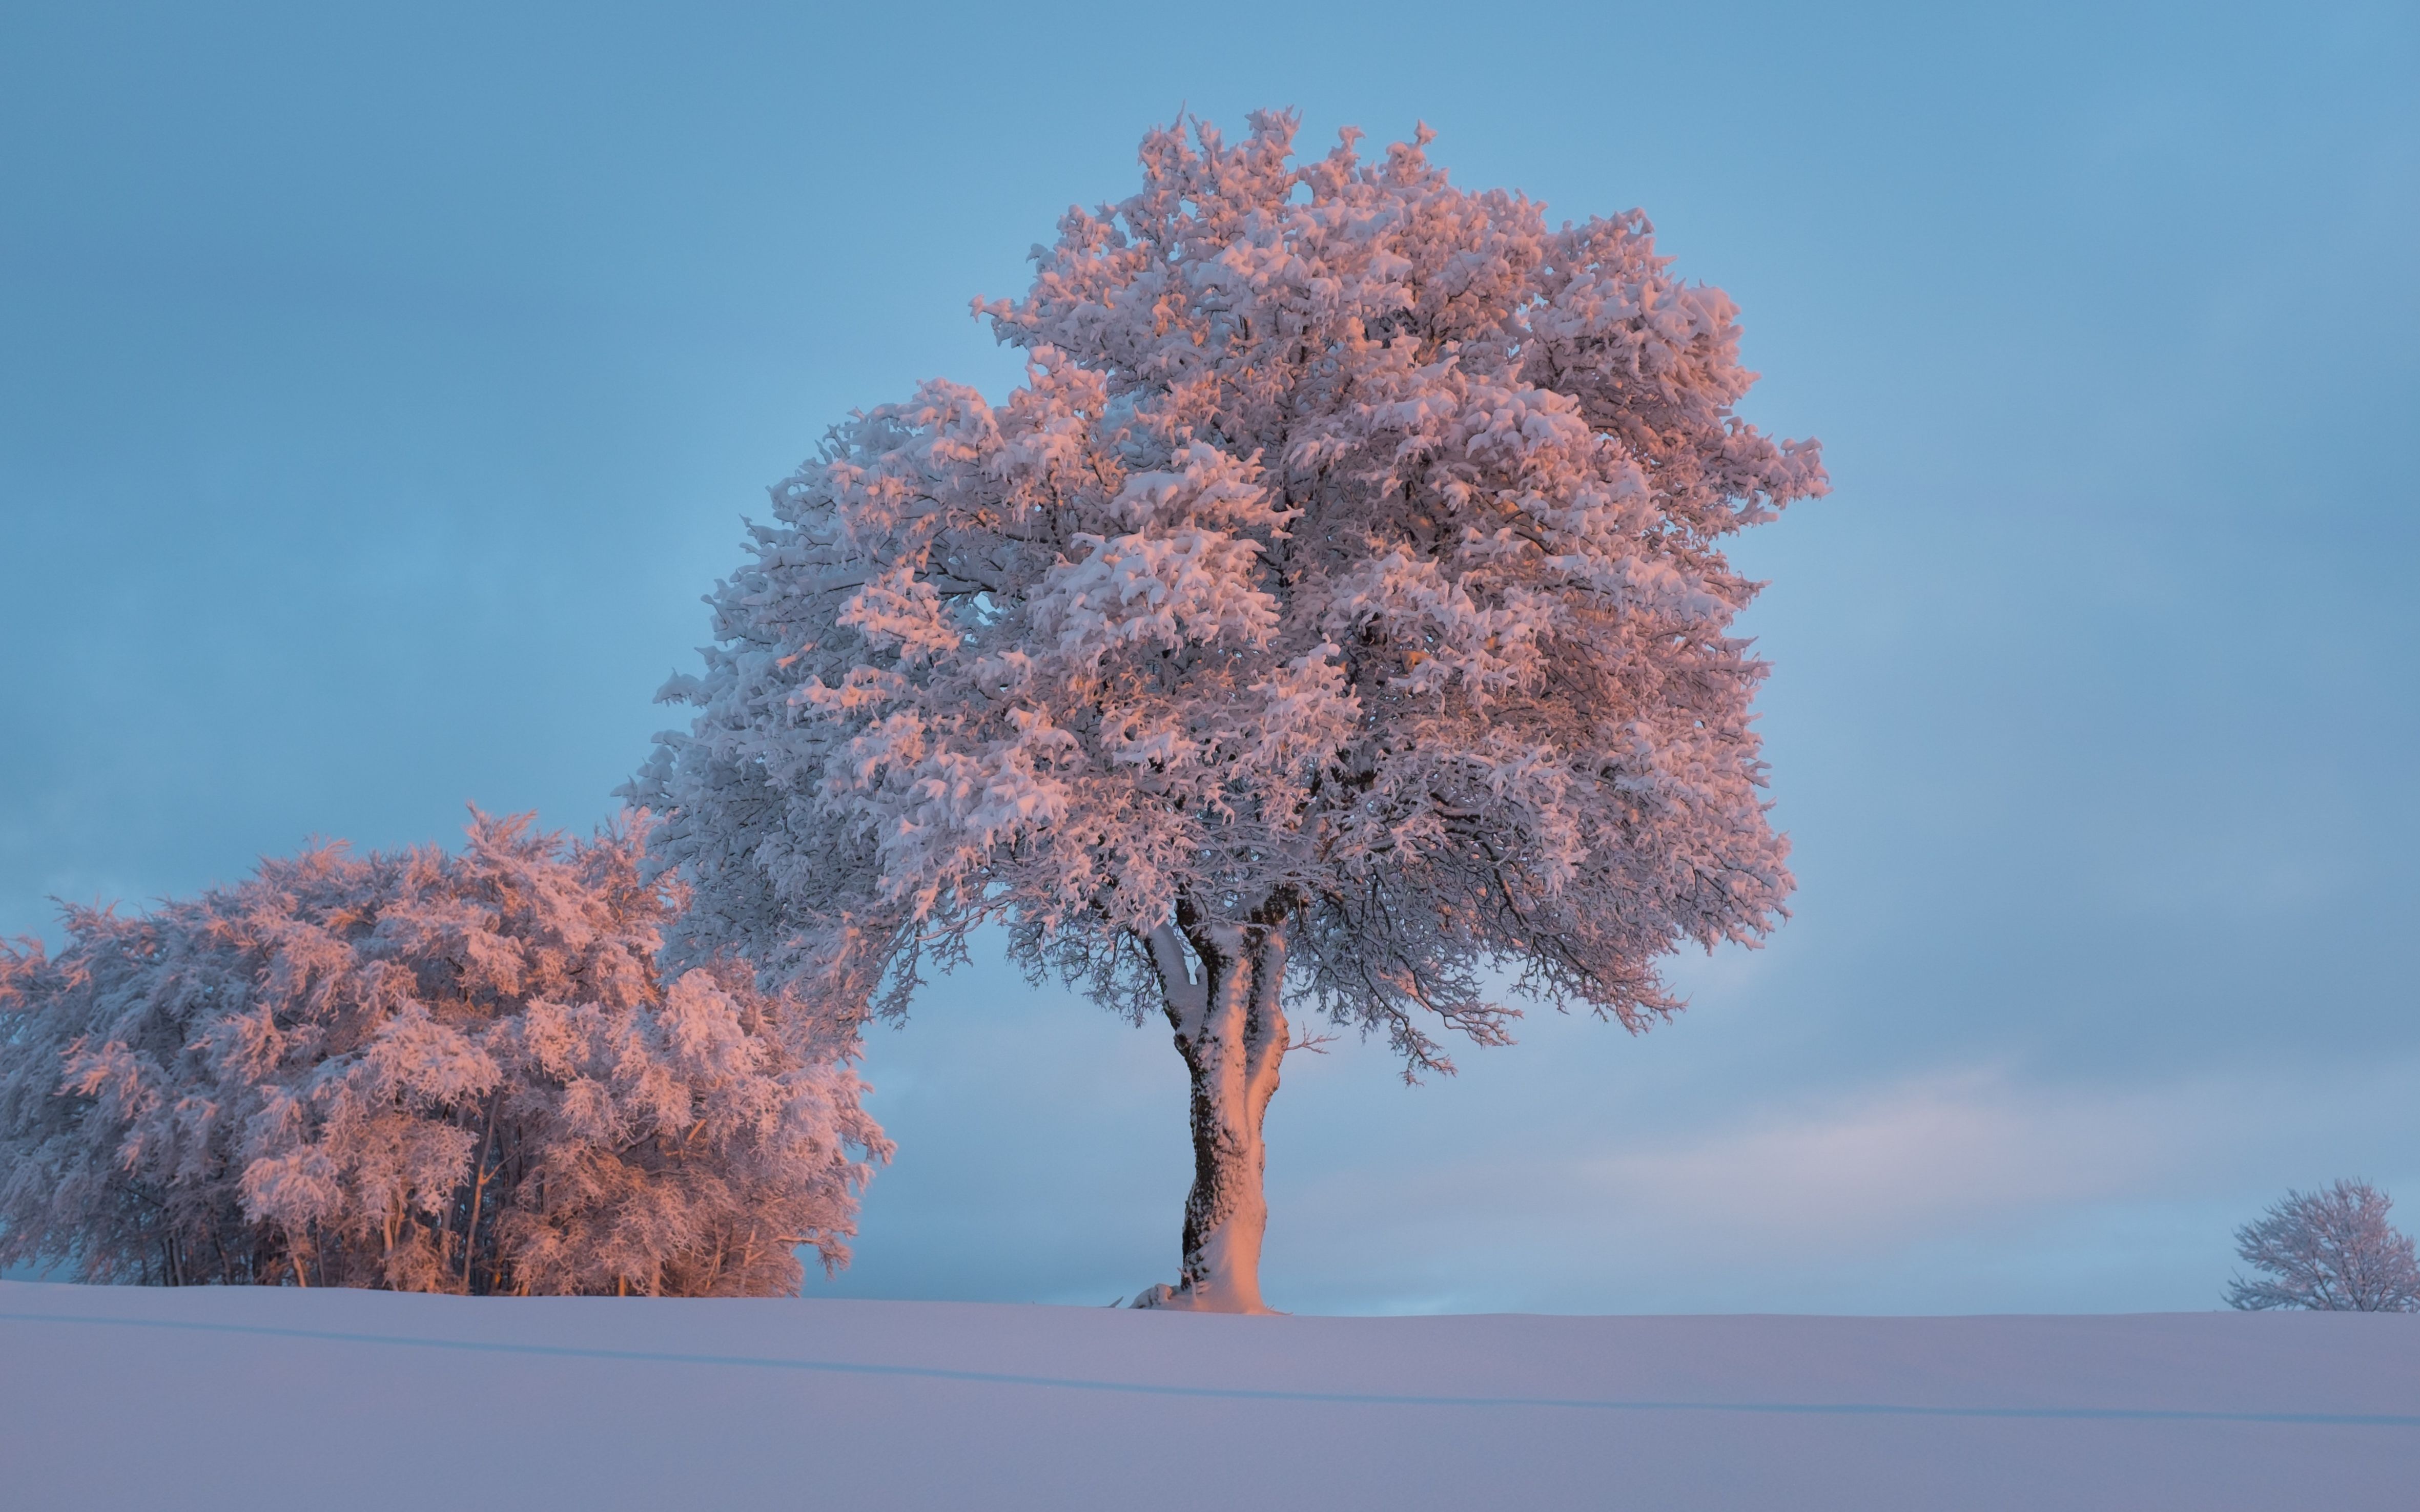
[4,1278,2415,1510]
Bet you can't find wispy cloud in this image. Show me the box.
[1265,1057,2420,1313]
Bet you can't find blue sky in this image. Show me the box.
[4,0,2414,1312]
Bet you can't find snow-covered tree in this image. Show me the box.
[633,112,1824,1311]
[0,813,887,1295]
[2226,1180,2420,1312]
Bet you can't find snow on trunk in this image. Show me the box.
[1134,920,1286,1313]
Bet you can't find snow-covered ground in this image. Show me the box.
[4,1279,2415,1510]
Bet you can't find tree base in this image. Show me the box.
[1125,1282,1282,1316]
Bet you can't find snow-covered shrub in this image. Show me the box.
[0,813,888,1294]
[2225,1180,2420,1312]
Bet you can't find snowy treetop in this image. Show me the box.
[638,111,1826,1071]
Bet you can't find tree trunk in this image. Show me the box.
[1134,917,1286,1314]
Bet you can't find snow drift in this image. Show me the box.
[4,1279,2414,1509]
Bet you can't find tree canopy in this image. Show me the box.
[638,110,1823,1065]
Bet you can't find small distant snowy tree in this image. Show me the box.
[633,112,1824,1311]
[2226,1180,2420,1312]
[0,813,888,1295]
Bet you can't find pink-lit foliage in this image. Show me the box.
[634,112,1824,1310]
[0,814,887,1295]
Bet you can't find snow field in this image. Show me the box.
[5,1280,2417,1510]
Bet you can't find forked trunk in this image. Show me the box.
[1134,919,1287,1314]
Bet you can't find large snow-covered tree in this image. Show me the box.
[0,813,887,1295]
[634,112,1825,1311]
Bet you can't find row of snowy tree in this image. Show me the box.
[18,109,2393,1313]
[8,111,1835,1307]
